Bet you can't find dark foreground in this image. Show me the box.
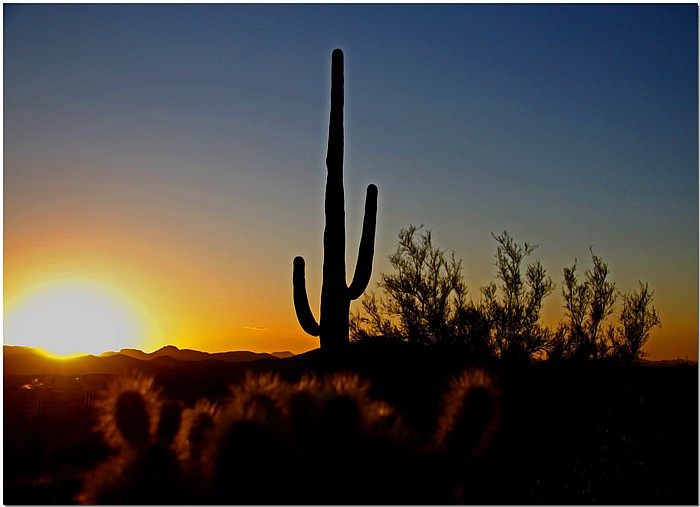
[4,342,698,504]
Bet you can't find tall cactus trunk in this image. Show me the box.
[293,49,378,362]
[321,48,350,355]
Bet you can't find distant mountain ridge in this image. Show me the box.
[4,345,694,377]
[3,345,295,376]
[99,345,293,363]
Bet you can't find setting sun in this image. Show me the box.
[4,280,146,358]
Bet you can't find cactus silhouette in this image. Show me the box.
[293,48,378,359]
[431,369,501,459]
[79,375,188,504]
[81,369,501,503]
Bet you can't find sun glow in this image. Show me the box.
[5,280,146,358]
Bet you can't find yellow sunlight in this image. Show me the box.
[4,279,147,358]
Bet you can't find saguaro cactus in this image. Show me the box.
[293,49,378,358]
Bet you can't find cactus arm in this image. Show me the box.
[293,256,320,336]
[348,184,378,301]
[291,49,377,355]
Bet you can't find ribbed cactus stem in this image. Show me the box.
[293,49,378,358]
[115,391,150,447]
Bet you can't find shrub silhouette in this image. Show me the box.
[352,227,662,363]
[551,254,662,362]
[353,225,467,346]
[79,369,501,504]
[553,252,617,360]
[293,48,378,362]
[481,231,555,361]
[609,281,661,363]
[352,225,493,361]
[353,227,555,361]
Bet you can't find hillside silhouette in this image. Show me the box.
[100,345,292,362]
[3,345,291,376]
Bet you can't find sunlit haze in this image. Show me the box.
[5,279,145,357]
[4,4,697,359]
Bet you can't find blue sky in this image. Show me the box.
[4,4,698,358]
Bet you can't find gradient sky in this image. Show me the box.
[4,4,698,359]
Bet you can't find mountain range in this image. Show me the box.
[3,345,295,376]
[3,344,694,377]
[99,345,294,362]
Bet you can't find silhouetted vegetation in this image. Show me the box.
[481,231,555,361]
[4,351,696,504]
[352,225,465,343]
[79,374,187,504]
[353,225,661,364]
[293,49,378,362]
[351,225,493,363]
[549,252,617,361]
[75,369,500,504]
[610,281,662,364]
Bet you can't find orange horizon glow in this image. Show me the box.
[3,204,323,358]
[4,277,150,357]
[4,262,695,361]
[4,4,697,368]
[3,216,696,361]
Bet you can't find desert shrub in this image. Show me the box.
[608,281,661,363]
[353,226,661,365]
[352,225,495,361]
[352,225,467,345]
[480,231,554,361]
[556,252,617,360]
[442,301,493,361]
[552,253,661,363]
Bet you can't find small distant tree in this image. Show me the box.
[350,291,399,341]
[351,225,467,346]
[609,281,661,363]
[547,323,570,362]
[585,252,617,359]
[446,301,494,360]
[560,259,590,358]
[557,251,617,360]
[480,231,554,361]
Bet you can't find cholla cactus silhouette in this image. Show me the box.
[173,397,218,484]
[294,372,419,503]
[205,371,414,504]
[115,391,151,447]
[293,48,378,359]
[78,374,187,505]
[80,369,500,504]
[204,372,296,504]
[419,369,502,504]
[432,369,502,459]
[92,373,163,451]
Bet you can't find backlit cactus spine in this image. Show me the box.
[293,49,378,358]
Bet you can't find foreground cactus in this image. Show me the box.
[79,375,187,504]
[293,49,378,358]
[79,369,501,504]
